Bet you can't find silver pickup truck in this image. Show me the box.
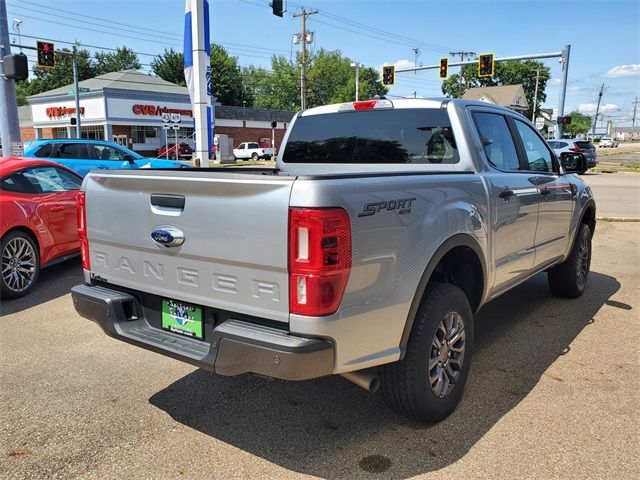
[72,98,596,422]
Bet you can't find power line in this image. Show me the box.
[16,0,183,39]
[9,2,291,55]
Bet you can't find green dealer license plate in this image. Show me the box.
[161,299,203,340]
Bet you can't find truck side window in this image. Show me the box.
[513,120,553,173]
[472,112,520,171]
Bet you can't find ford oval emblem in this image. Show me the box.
[151,226,185,247]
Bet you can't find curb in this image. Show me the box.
[596,217,640,223]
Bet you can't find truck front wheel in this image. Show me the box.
[381,282,474,422]
[548,223,591,298]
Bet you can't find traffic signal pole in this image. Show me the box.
[0,0,21,155]
[396,46,571,139]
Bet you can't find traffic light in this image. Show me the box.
[478,53,494,77]
[271,0,284,17]
[36,41,55,68]
[439,58,448,79]
[382,65,395,86]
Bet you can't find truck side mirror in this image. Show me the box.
[560,152,585,174]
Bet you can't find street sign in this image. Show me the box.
[67,87,90,95]
[162,123,171,130]
[535,117,545,130]
[11,142,23,157]
[172,124,180,130]
[161,113,171,123]
[170,113,181,124]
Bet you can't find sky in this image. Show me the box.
[6,0,640,126]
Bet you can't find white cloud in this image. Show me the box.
[576,103,620,113]
[605,64,640,77]
[387,59,415,71]
[548,78,562,86]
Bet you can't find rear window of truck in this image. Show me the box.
[282,108,459,164]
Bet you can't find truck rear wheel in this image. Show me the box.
[251,152,259,160]
[548,223,591,298]
[381,282,473,423]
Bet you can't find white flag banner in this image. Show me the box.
[184,0,213,162]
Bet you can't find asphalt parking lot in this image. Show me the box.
[1,219,638,480]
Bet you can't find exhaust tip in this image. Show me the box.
[340,371,380,393]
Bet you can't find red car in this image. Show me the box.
[155,142,193,160]
[0,157,83,298]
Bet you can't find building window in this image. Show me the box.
[80,125,104,140]
[53,127,67,138]
[132,126,159,144]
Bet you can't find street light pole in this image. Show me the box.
[531,68,540,122]
[350,62,360,101]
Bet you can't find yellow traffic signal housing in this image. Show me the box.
[381,65,395,86]
[478,53,494,77]
[36,41,55,68]
[439,58,448,79]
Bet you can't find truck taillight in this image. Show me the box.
[288,208,351,316]
[77,191,90,271]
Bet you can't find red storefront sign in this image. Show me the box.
[132,104,193,117]
[46,106,85,118]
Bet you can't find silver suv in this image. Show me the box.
[548,139,596,172]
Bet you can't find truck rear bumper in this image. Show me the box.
[71,284,334,380]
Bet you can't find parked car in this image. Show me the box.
[233,142,275,160]
[1,157,83,298]
[599,137,618,148]
[71,98,595,423]
[155,142,193,160]
[23,139,191,177]
[548,139,596,173]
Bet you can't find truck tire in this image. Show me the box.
[1,230,40,299]
[381,282,473,423]
[548,223,591,298]
[251,152,259,160]
[170,152,177,160]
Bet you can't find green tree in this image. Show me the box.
[15,80,31,106]
[94,46,141,76]
[442,60,550,119]
[210,44,249,106]
[151,48,186,86]
[563,111,592,137]
[248,55,300,110]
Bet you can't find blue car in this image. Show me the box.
[22,139,191,177]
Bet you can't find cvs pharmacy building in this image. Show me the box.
[27,70,294,155]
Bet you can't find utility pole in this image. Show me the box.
[292,8,317,110]
[449,50,476,97]
[531,68,540,122]
[0,0,21,155]
[72,42,81,138]
[632,96,639,140]
[412,48,420,75]
[591,83,605,138]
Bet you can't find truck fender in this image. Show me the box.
[398,233,487,358]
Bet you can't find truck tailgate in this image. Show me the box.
[83,169,294,323]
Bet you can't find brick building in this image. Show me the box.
[23,70,295,155]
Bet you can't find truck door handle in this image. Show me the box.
[498,188,514,200]
[150,194,185,210]
[539,187,551,197]
[49,205,65,212]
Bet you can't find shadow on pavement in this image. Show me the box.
[0,258,83,316]
[149,271,619,479]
